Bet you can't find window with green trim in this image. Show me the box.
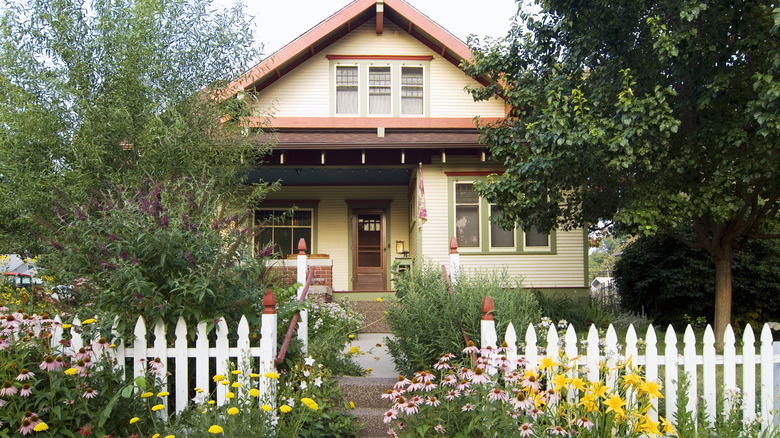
[450,180,555,254]
[256,208,313,258]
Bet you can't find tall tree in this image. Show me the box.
[0,0,269,254]
[464,0,780,342]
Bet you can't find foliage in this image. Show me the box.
[386,265,540,376]
[307,296,366,376]
[464,0,780,340]
[37,178,275,336]
[533,292,616,332]
[588,236,625,282]
[0,306,155,437]
[0,0,270,254]
[614,229,780,328]
[381,344,675,437]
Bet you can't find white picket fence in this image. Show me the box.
[480,300,780,429]
[47,296,279,415]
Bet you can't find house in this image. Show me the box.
[224,0,588,299]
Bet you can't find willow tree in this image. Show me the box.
[0,0,270,253]
[464,0,780,342]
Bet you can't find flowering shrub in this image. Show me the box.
[0,307,153,436]
[380,341,676,437]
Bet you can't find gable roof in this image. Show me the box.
[224,0,476,98]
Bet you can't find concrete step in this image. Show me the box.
[337,377,396,438]
[347,300,391,333]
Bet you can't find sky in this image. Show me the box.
[228,0,522,56]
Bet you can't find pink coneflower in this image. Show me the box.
[445,389,460,401]
[2,314,19,330]
[403,402,418,415]
[75,359,88,374]
[518,423,534,437]
[434,424,446,434]
[19,418,35,435]
[381,389,398,400]
[415,370,435,383]
[457,367,473,380]
[488,388,509,403]
[461,403,475,412]
[16,369,34,381]
[440,353,456,362]
[456,380,471,391]
[470,367,490,385]
[53,356,65,370]
[541,388,559,404]
[441,374,458,387]
[82,388,98,399]
[75,347,92,360]
[383,408,398,424]
[527,408,542,420]
[39,355,56,371]
[149,357,164,376]
[410,395,424,405]
[394,375,411,389]
[549,425,569,436]
[521,373,541,392]
[20,383,32,397]
[504,371,522,384]
[406,377,423,392]
[393,395,407,409]
[576,416,594,430]
[462,342,479,355]
[1,380,17,396]
[63,399,74,405]
[481,345,496,357]
[0,337,9,350]
[496,356,513,372]
[511,392,533,410]
[425,396,440,407]
[433,360,451,371]
[422,381,436,392]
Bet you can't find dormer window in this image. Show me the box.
[336,66,359,115]
[369,66,391,115]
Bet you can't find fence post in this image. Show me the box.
[449,237,460,286]
[297,238,308,353]
[774,340,780,426]
[260,290,278,406]
[480,295,496,349]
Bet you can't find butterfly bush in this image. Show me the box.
[380,340,677,437]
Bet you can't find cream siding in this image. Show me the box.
[264,185,410,291]
[250,19,505,119]
[418,163,587,289]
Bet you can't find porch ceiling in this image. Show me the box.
[247,166,413,186]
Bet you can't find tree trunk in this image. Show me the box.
[713,252,734,347]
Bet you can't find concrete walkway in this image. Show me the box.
[346,332,398,378]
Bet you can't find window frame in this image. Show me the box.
[447,177,556,255]
[400,65,425,116]
[255,205,317,258]
[368,65,392,116]
[335,64,360,116]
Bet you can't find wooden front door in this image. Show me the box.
[352,208,386,290]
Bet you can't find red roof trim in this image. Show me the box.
[326,55,433,61]
[245,116,496,129]
[223,0,475,97]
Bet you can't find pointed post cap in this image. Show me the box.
[262,290,276,314]
[298,238,307,255]
[482,295,494,321]
[450,237,458,254]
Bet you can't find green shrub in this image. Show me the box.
[614,230,780,328]
[307,296,366,376]
[385,266,539,376]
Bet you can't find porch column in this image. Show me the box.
[297,238,309,353]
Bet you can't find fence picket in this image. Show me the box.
[237,316,252,391]
[723,325,737,417]
[761,324,773,427]
[702,325,716,426]
[174,318,188,414]
[664,325,678,423]
[133,316,147,382]
[546,326,560,365]
[50,315,63,350]
[194,322,209,400]
[586,325,599,383]
[505,323,517,365]
[624,325,638,405]
[604,325,618,388]
[743,324,756,422]
[683,325,697,430]
[215,318,230,405]
[645,325,658,422]
[71,316,84,354]
[152,319,168,413]
[525,323,538,371]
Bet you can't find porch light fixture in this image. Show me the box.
[395,240,405,254]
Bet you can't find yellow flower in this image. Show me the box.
[228,407,239,415]
[208,425,223,434]
[366,367,372,374]
[152,404,164,411]
[225,392,235,399]
[349,401,355,409]
[140,392,154,398]
[570,376,586,391]
[640,414,661,435]
[158,391,170,397]
[579,392,599,413]
[194,387,204,393]
[589,382,609,399]
[539,356,557,371]
[62,323,72,329]
[82,318,97,325]
[660,416,678,436]
[165,436,175,438]
[280,404,292,413]
[109,344,116,348]
[129,417,139,424]
[208,400,215,405]
[231,382,241,388]
[264,372,280,379]
[152,434,160,438]
[639,380,663,399]
[623,372,642,389]
[262,404,272,412]
[213,374,226,382]
[301,397,319,411]
[376,297,382,302]
[231,370,241,375]
[349,346,360,354]
[348,334,355,339]
[33,422,49,432]
[604,394,626,418]
[219,381,229,386]
[249,373,260,378]
[552,373,570,391]
[64,367,78,376]
[249,388,260,397]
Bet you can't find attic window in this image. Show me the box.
[336,66,359,115]
[368,66,391,115]
[401,66,424,115]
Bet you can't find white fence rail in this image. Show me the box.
[47,290,279,415]
[480,297,780,429]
